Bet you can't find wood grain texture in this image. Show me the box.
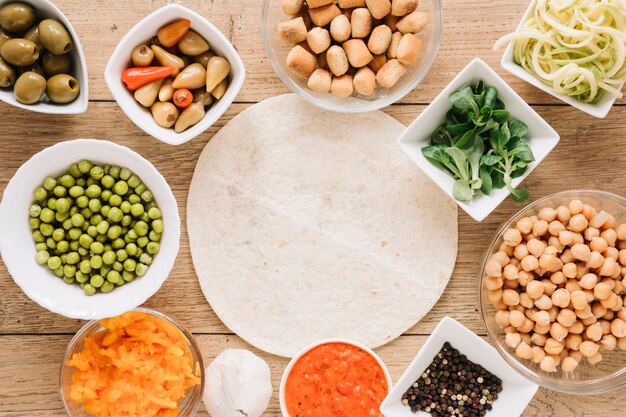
[1,0,625,416]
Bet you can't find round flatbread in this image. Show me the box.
[187,94,458,357]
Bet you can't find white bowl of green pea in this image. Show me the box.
[0,139,180,320]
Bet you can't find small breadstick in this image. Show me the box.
[391,0,418,16]
[331,74,354,97]
[396,11,428,33]
[397,33,421,66]
[338,0,366,7]
[286,45,317,78]
[376,58,406,88]
[384,14,400,31]
[353,66,376,96]
[308,68,332,93]
[326,45,349,76]
[309,3,342,26]
[351,8,373,38]
[330,14,351,42]
[307,27,331,53]
[343,39,373,68]
[278,17,308,44]
[307,0,334,8]
[367,25,392,54]
[281,0,304,15]
[368,54,387,73]
[386,31,403,58]
[365,0,392,19]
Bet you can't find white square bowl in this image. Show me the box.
[499,0,623,119]
[0,0,88,114]
[104,4,245,146]
[380,317,539,417]
[397,58,560,222]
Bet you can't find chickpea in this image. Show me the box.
[570,243,591,262]
[565,333,582,350]
[576,263,590,279]
[520,293,534,308]
[495,310,510,328]
[599,319,612,334]
[568,200,584,215]
[488,288,503,304]
[568,214,589,232]
[540,355,558,372]
[581,323,601,342]
[518,271,534,286]
[618,307,626,321]
[534,310,551,327]
[579,273,598,290]
[527,238,546,257]
[613,280,623,294]
[590,236,608,253]
[528,346,544,364]
[570,290,587,310]
[576,305,593,319]
[502,289,520,306]
[504,278,519,290]
[513,244,529,260]
[548,220,566,237]
[569,350,583,361]
[503,228,522,247]
[485,276,503,291]
[519,318,535,333]
[582,316,597,327]
[601,228,617,247]
[603,213,616,230]
[599,257,617,277]
[557,309,577,327]
[531,332,548,346]
[569,320,584,334]
[581,204,597,220]
[587,351,603,365]
[587,251,605,269]
[618,336,626,350]
[550,271,567,285]
[592,211,612,229]
[534,322,550,334]
[509,309,526,328]
[521,255,539,272]
[551,288,571,308]
[505,332,522,348]
[579,340,599,357]
[557,205,573,223]
[604,246,619,261]
[548,306,559,322]
[503,325,516,333]
[535,294,553,310]
[549,236,565,252]
[600,334,617,351]
[541,280,557,296]
[503,264,519,280]
[561,356,579,372]
[590,303,607,321]
[611,318,626,338]
[559,263,575,279]
[616,223,626,240]
[515,341,532,359]
[485,259,502,277]
[492,250,511,267]
[584,227,600,241]
[549,322,568,342]
[499,242,514,257]
[531,220,549,237]
[619,249,626,265]
[536,207,556,222]
[604,310,615,321]
[545,338,564,355]
[566,279,582,293]
[516,217,533,234]
[559,248,574,264]
[526,280,544,299]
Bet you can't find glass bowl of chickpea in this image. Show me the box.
[261,0,443,113]
[480,190,626,394]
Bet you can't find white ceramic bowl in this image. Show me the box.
[380,317,539,417]
[0,139,180,320]
[104,4,245,145]
[397,58,560,222]
[499,0,623,119]
[261,0,443,113]
[279,338,393,417]
[0,0,89,114]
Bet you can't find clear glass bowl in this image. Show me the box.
[479,190,626,395]
[261,0,443,113]
[59,308,205,416]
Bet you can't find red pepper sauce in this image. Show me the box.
[285,342,389,417]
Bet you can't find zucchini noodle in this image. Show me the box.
[494,0,626,103]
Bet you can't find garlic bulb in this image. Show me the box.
[203,349,272,417]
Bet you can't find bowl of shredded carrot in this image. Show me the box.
[60,309,204,417]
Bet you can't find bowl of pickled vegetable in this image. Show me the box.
[0,139,181,320]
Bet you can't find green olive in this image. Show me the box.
[46,73,79,104]
[0,38,38,66]
[38,19,72,55]
[0,28,12,49]
[42,51,71,77]
[0,56,16,87]
[0,3,36,33]
[23,25,43,51]
[13,71,45,104]
[192,50,214,67]
[178,30,210,56]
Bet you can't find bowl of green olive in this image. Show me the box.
[0,139,180,319]
[0,0,88,114]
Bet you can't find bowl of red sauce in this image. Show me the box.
[280,339,392,417]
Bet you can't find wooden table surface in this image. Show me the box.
[1,1,625,416]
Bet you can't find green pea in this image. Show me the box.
[101,281,114,293]
[134,221,148,237]
[57,241,69,253]
[87,225,98,238]
[40,223,54,236]
[107,270,121,284]
[53,185,67,197]
[63,276,75,285]
[103,251,116,265]
[128,194,141,205]
[78,160,93,174]
[130,203,144,217]
[76,178,87,187]
[123,234,135,244]
[66,163,79,177]
[75,271,89,283]
[90,214,103,226]
[96,221,110,235]
[29,204,41,218]
[47,198,57,210]
[121,215,132,227]
[113,181,128,196]
[33,187,48,202]
[116,279,126,287]
[66,252,80,265]
[62,218,73,230]
[58,174,74,188]
[63,264,76,277]
[100,264,112,276]
[90,255,103,269]
[119,201,131,214]
[125,243,138,256]
[47,256,61,269]
[101,189,112,202]
[90,166,104,180]
[110,166,121,179]
[43,177,57,191]
[115,249,128,261]
[46,237,56,249]
[55,198,70,214]
[69,241,79,251]
[137,236,149,248]
[149,231,161,242]
[101,175,115,189]
[101,205,111,217]
[89,241,103,254]
[112,261,123,272]
[139,253,152,266]
[55,211,68,223]
[33,230,45,242]
[71,214,84,227]
[67,227,81,241]
[122,270,135,282]
[136,263,149,277]
[35,242,48,251]
[122,258,136,272]
[152,219,164,234]
[135,183,146,195]
[83,283,96,295]
[29,217,41,229]
[96,234,107,243]
[85,184,102,199]
[90,274,104,288]
[148,207,162,219]
[107,207,123,222]
[69,186,84,198]
[79,260,92,274]
[76,196,89,208]
[35,250,50,265]
[112,238,125,249]
[54,266,65,278]
[78,247,88,257]
[109,195,122,207]
[141,190,153,203]
[39,208,54,223]
[80,233,94,247]
[125,173,140,187]
[52,228,65,241]
[140,212,150,223]
[70,206,79,216]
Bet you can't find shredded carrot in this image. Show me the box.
[67,311,201,417]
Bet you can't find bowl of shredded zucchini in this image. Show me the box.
[494,0,626,118]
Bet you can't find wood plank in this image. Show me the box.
[45,0,625,105]
[1,334,624,417]
[1,101,626,336]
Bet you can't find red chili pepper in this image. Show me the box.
[157,19,191,47]
[121,66,174,91]
[173,88,193,108]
